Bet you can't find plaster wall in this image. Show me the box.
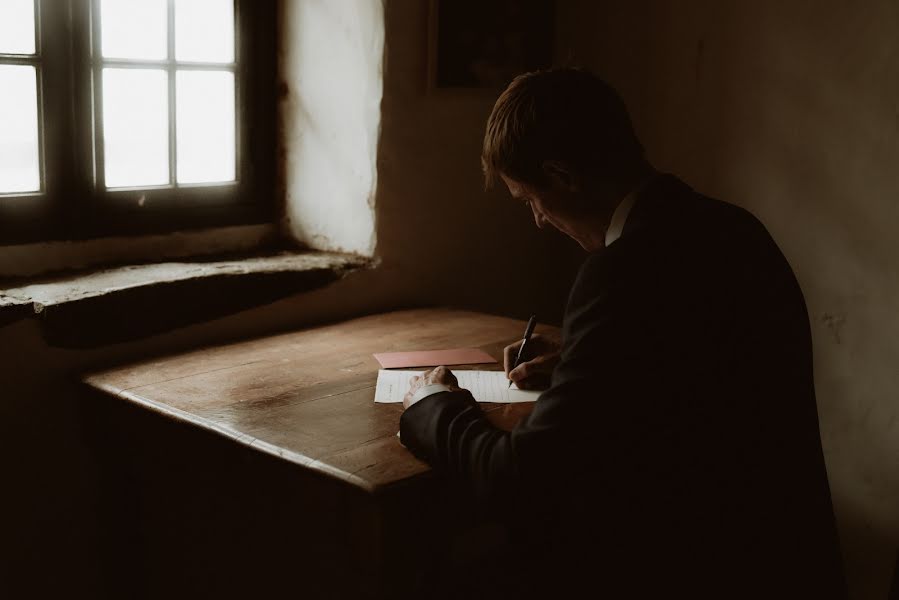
[280,0,382,256]
[556,1,899,597]
[278,0,581,322]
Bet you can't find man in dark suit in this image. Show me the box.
[399,69,846,599]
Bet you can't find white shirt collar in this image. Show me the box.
[604,190,638,247]
[604,174,657,247]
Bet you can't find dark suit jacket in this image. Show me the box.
[400,175,846,599]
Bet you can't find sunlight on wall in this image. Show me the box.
[280,0,383,257]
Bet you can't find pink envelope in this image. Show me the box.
[373,348,497,369]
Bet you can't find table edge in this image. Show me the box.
[87,383,394,495]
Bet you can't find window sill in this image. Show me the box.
[0,251,372,348]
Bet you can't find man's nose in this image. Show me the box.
[531,207,546,229]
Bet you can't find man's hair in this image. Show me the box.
[481,68,644,188]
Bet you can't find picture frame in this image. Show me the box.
[427,0,555,90]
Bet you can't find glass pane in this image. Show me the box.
[0,0,35,54]
[0,65,40,193]
[175,0,234,63]
[176,70,235,184]
[100,0,167,60]
[103,68,169,187]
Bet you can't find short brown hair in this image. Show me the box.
[481,68,644,188]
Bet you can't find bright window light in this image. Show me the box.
[175,0,234,63]
[103,68,169,187]
[0,65,40,193]
[0,0,35,54]
[176,70,235,183]
[100,0,167,60]
[96,0,237,190]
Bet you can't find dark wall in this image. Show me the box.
[556,1,899,598]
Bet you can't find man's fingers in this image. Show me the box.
[509,361,530,382]
[503,341,523,375]
[509,363,540,390]
[437,367,459,385]
[504,334,558,376]
[425,365,458,387]
[509,354,555,382]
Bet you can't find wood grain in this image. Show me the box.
[83,308,557,493]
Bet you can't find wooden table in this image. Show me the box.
[81,308,553,599]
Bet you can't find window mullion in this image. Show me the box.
[87,0,106,195]
[32,0,45,201]
[33,0,46,197]
[167,0,177,188]
[39,0,76,225]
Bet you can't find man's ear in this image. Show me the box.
[541,160,580,191]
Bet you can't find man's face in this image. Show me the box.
[501,173,598,251]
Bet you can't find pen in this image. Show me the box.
[508,314,537,388]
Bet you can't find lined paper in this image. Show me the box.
[375,369,540,404]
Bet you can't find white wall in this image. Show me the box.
[280,0,383,256]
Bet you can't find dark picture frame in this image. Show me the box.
[428,0,555,89]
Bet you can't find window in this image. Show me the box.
[0,0,276,245]
[0,0,42,196]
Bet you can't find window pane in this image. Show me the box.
[175,0,234,63]
[100,0,167,60]
[0,65,40,193]
[176,70,235,184]
[103,68,169,187]
[0,0,35,54]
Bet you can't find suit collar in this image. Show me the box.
[619,173,693,241]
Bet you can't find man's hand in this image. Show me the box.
[403,365,462,409]
[504,333,561,390]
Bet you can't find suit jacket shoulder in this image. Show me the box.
[400,174,846,599]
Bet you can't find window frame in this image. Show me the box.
[0,0,277,246]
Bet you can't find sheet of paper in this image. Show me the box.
[373,348,497,369]
[374,369,540,404]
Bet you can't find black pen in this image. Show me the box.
[508,314,537,388]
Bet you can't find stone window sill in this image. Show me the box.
[0,251,371,348]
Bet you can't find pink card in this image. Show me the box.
[373,348,497,369]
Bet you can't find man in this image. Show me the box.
[399,69,846,599]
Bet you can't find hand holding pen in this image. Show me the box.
[504,315,562,390]
[507,315,537,388]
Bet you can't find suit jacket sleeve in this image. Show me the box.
[399,251,649,505]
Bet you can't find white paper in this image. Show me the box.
[375,369,540,404]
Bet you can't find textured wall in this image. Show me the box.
[278,0,580,320]
[556,1,899,597]
[280,0,383,256]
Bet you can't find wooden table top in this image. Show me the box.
[83,309,550,494]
